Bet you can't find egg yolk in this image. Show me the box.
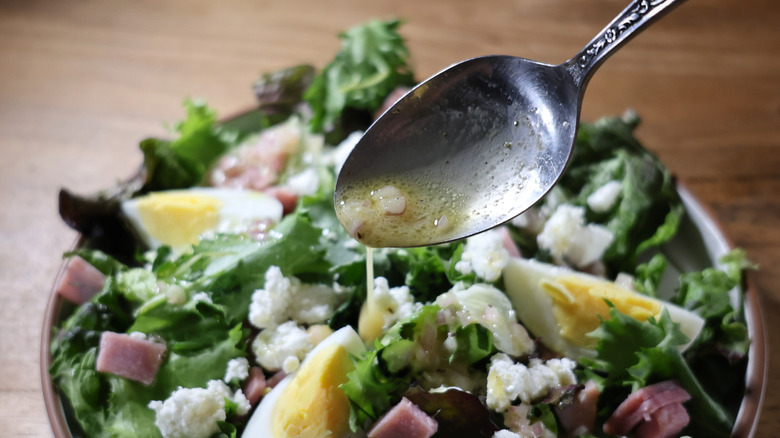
[541,276,661,347]
[135,192,223,248]
[272,344,354,438]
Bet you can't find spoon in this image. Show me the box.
[335,0,685,248]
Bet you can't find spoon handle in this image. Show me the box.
[566,0,687,87]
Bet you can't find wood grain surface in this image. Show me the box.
[1,0,777,436]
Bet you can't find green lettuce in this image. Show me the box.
[582,305,735,437]
[140,99,241,192]
[342,304,496,431]
[305,19,415,136]
[49,280,247,438]
[554,112,683,276]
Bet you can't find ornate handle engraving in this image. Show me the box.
[567,0,686,86]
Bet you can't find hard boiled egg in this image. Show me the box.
[503,258,704,360]
[121,187,283,251]
[242,325,366,438]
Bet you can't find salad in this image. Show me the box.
[49,19,755,438]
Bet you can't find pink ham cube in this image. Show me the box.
[96,332,167,385]
[56,255,106,304]
[368,397,438,438]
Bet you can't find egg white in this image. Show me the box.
[503,257,705,359]
[242,325,366,438]
[121,187,283,251]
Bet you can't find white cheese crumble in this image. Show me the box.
[587,180,622,213]
[285,166,320,196]
[454,228,510,282]
[486,353,577,412]
[372,276,420,330]
[251,320,313,373]
[232,389,251,416]
[493,430,522,438]
[248,266,341,329]
[191,291,213,304]
[148,380,248,438]
[537,204,614,268]
[288,283,342,325]
[224,357,250,383]
[511,187,565,234]
[248,266,293,329]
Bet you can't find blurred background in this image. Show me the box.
[1,0,777,436]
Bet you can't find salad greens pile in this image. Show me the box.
[51,19,753,438]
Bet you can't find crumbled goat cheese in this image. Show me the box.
[373,276,420,330]
[288,283,342,325]
[586,180,622,213]
[251,320,313,373]
[232,388,251,416]
[224,357,250,383]
[248,266,341,329]
[285,167,320,196]
[511,187,565,234]
[191,291,213,304]
[454,229,510,282]
[248,266,292,329]
[493,430,522,438]
[149,380,245,438]
[486,353,577,412]
[537,204,614,268]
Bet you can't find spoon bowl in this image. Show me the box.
[335,0,686,248]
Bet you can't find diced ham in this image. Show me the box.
[497,226,522,258]
[242,366,267,406]
[96,332,167,385]
[634,401,690,438]
[368,397,438,438]
[374,86,412,120]
[266,370,287,388]
[556,380,601,436]
[603,380,691,437]
[209,121,299,191]
[264,186,299,215]
[56,256,106,304]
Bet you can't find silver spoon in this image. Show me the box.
[335,0,685,248]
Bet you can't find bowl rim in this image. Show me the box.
[675,185,767,438]
[41,237,81,438]
[40,183,768,438]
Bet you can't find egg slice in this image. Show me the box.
[503,258,704,359]
[121,187,283,251]
[242,326,366,438]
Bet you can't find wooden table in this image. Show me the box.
[1,0,777,436]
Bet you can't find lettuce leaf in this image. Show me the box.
[49,279,247,438]
[305,19,415,136]
[342,304,495,431]
[674,249,755,358]
[582,305,734,437]
[253,64,316,120]
[560,112,683,276]
[140,99,240,191]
